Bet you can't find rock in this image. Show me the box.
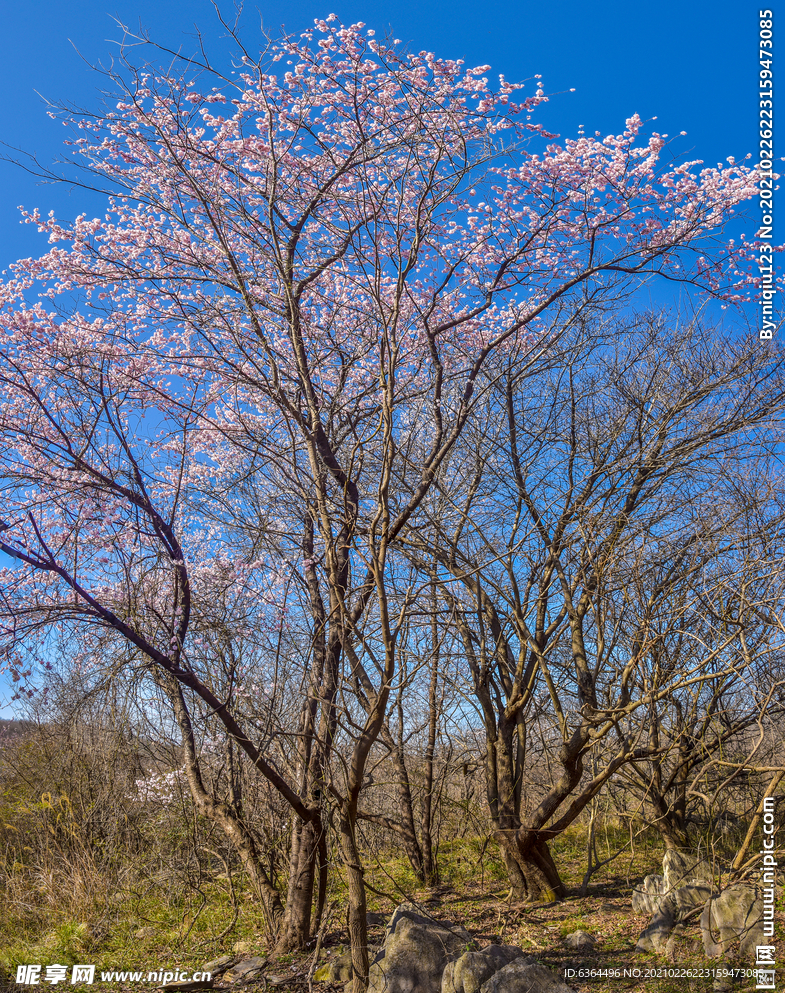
[634,853,715,918]
[318,943,346,962]
[313,961,342,983]
[160,980,213,991]
[562,930,596,950]
[315,948,380,983]
[635,905,676,954]
[701,883,764,960]
[632,874,665,915]
[199,956,236,977]
[224,957,268,982]
[663,849,712,891]
[479,961,573,993]
[665,923,703,964]
[675,882,715,914]
[367,902,474,993]
[383,903,473,942]
[442,946,525,993]
[635,879,716,954]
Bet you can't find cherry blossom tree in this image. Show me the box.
[0,12,769,989]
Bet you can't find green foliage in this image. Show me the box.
[0,921,92,974]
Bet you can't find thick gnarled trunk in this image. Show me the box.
[494,827,566,902]
[276,817,318,952]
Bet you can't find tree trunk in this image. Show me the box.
[339,808,370,993]
[276,515,341,951]
[163,675,285,930]
[314,826,329,933]
[276,817,319,952]
[498,842,529,897]
[493,828,566,902]
[208,799,285,928]
[650,793,690,851]
[381,726,426,883]
[421,595,441,885]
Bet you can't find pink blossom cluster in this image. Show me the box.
[0,15,774,702]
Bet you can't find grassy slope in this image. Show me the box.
[1,825,782,992]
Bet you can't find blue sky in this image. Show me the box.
[0,0,772,713]
[0,0,767,273]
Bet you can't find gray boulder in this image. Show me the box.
[663,849,712,891]
[665,923,704,964]
[442,946,525,993]
[479,961,574,993]
[368,903,474,993]
[635,881,716,954]
[383,902,473,942]
[632,874,665,915]
[315,946,381,984]
[635,904,676,954]
[160,980,213,991]
[562,930,596,950]
[224,957,268,982]
[670,882,716,917]
[314,948,355,984]
[701,883,764,960]
[199,956,236,977]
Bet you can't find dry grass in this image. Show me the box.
[1,815,782,993]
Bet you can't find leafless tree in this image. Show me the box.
[403,311,785,900]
